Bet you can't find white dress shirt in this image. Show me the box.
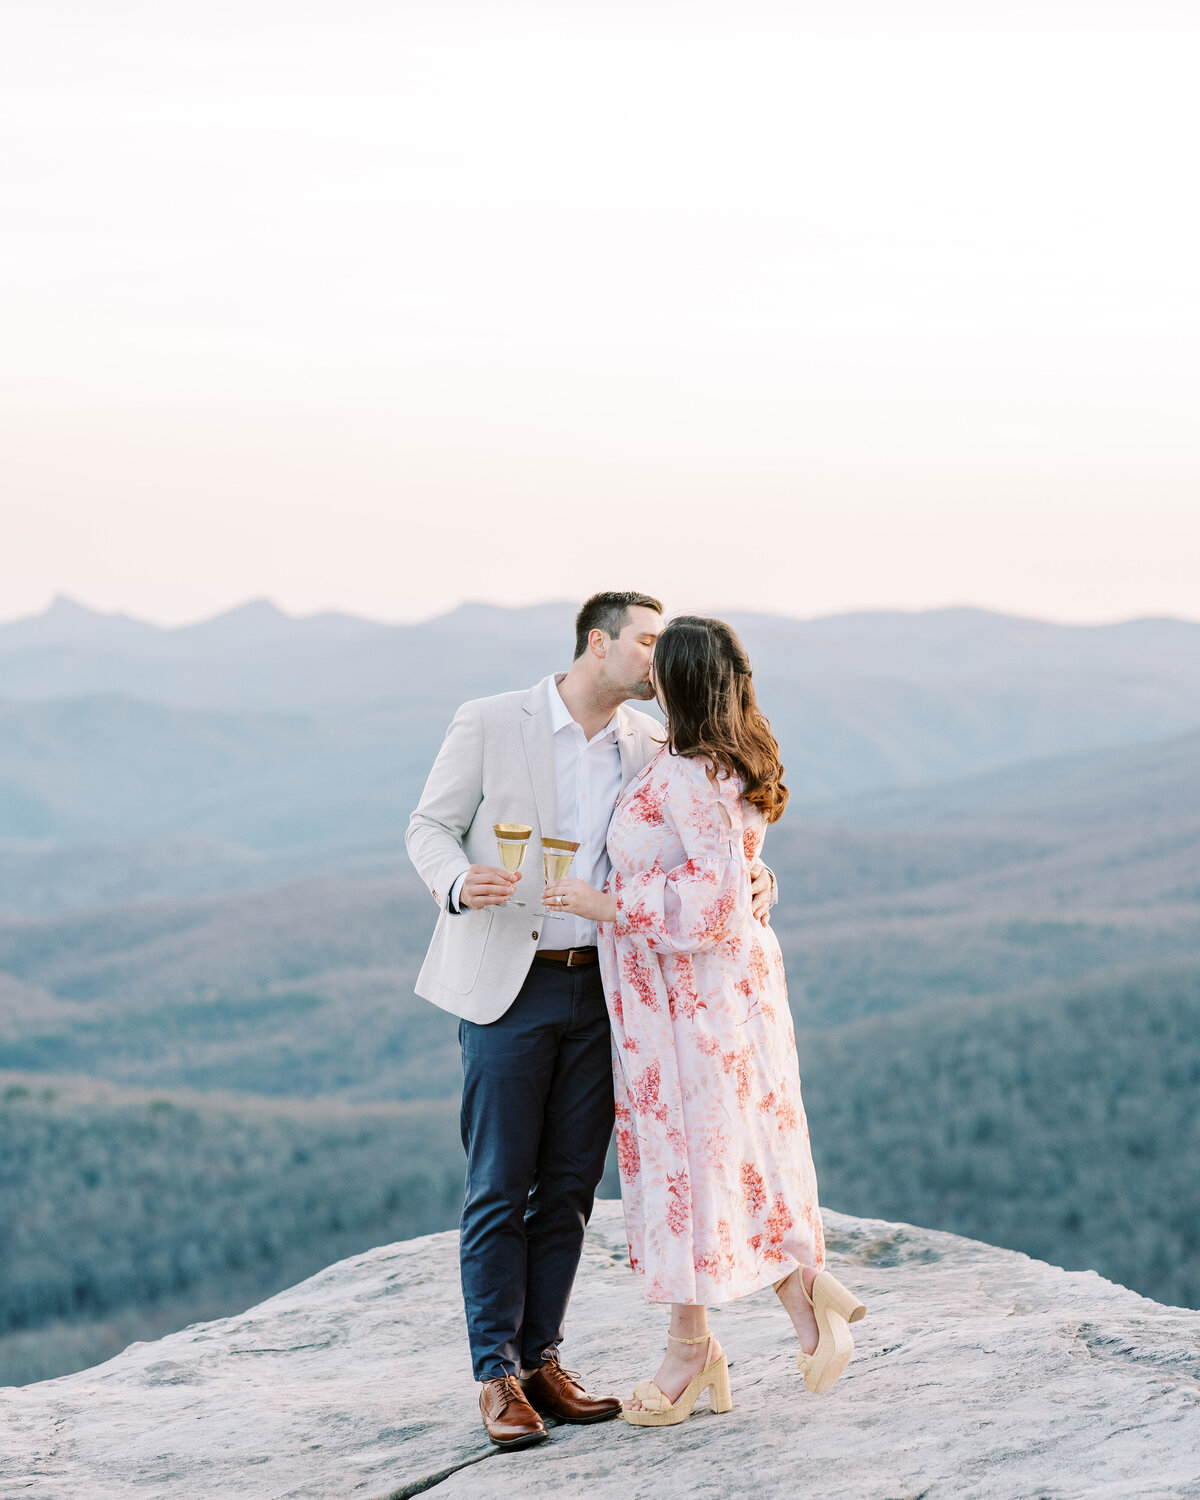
[449,674,624,949]
[541,672,623,949]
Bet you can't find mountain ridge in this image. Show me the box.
[4,591,1194,651]
[3,595,1200,822]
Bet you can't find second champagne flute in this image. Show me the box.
[540,837,580,919]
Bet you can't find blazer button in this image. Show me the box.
[531,932,538,940]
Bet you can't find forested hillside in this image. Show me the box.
[0,1078,462,1384]
[4,959,1197,1387]
[1,729,1196,1105]
[803,961,1200,1309]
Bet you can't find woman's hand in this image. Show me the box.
[542,878,618,923]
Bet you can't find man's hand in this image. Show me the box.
[459,865,520,909]
[749,861,773,926]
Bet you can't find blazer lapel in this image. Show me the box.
[521,679,558,837]
[617,722,641,790]
[616,704,661,790]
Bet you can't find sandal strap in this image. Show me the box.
[773,1268,815,1308]
[667,1331,711,1345]
[630,1379,672,1413]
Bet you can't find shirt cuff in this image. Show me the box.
[448,871,468,912]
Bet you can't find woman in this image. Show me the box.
[544,616,865,1426]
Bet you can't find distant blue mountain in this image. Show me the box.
[1,598,1198,834]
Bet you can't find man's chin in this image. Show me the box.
[624,680,658,702]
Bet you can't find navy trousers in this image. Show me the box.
[458,959,614,1381]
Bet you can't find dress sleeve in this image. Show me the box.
[612,758,750,955]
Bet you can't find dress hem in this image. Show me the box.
[631,1253,825,1307]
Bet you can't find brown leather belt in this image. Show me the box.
[534,946,599,968]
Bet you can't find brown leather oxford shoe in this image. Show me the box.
[522,1353,622,1424]
[479,1375,549,1450]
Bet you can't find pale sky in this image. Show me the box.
[2,0,1197,627]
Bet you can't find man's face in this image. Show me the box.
[600,606,663,700]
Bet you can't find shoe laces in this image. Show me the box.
[539,1353,581,1387]
[492,1375,527,1412]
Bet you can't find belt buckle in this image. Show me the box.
[566,948,586,967]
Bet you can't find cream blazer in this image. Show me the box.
[405,676,663,1023]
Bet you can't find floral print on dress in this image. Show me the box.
[599,748,825,1305]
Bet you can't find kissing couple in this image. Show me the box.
[406,591,865,1448]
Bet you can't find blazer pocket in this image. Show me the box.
[437,907,496,995]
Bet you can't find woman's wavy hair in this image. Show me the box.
[653,616,789,823]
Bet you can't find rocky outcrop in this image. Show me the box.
[2,1201,1198,1499]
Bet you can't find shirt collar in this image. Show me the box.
[548,674,619,742]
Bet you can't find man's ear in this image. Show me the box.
[589,628,608,659]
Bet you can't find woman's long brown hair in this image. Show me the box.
[653,616,789,822]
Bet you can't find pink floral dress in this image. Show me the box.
[598,747,825,1305]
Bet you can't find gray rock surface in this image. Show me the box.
[2,1200,1198,1499]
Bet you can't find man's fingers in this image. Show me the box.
[464,885,512,907]
[462,870,518,908]
[464,866,516,889]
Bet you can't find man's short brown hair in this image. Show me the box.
[573,591,664,659]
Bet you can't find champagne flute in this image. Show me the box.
[540,837,580,919]
[493,823,532,907]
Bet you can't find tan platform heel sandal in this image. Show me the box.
[774,1268,867,1394]
[620,1331,734,1427]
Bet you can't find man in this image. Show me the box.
[406,591,775,1449]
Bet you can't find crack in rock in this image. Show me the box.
[376,1448,497,1499]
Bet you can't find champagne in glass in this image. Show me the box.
[540,837,580,919]
[493,823,532,907]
